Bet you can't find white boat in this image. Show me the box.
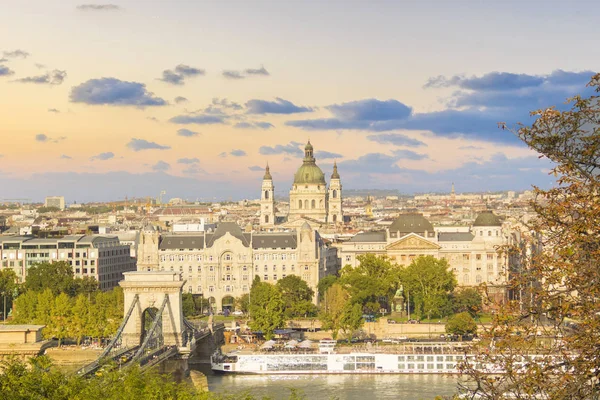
[211,340,563,375]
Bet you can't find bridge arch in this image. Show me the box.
[119,271,185,348]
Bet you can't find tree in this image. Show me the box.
[399,256,456,320]
[24,262,76,296]
[339,303,364,341]
[182,293,197,317]
[249,277,286,339]
[0,269,18,319]
[445,312,477,336]
[235,293,249,314]
[49,293,73,346]
[339,254,401,313]
[450,288,483,317]
[461,74,600,398]
[12,290,38,323]
[276,275,316,318]
[71,294,90,345]
[317,275,337,301]
[318,283,350,340]
[35,289,54,330]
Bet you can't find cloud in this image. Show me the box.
[223,70,245,80]
[60,154,72,159]
[259,142,303,157]
[245,66,270,76]
[391,149,428,160]
[14,70,66,85]
[366,133,426,147]
[3,49,29,58]
[230,149,247,157]
[159,64,205,85]
[159,70,184,85]
[175,64,204,76]
[286,70,597,145]
[70,77,167,106]
[35,63,46,69]
[0,65,14,77]
[211,98,242,110]
[76,4,121,11]
[48,108,60,113]
[177,157,199,164]
[174,96,188,104]
[314,150,343,159]
[234,121,274,130]
[248,165,264,172]
[90,152,114,161]
[35,134,49,142]
[176,128,201,137]
[182,164,206,175]
[126,138,170,151]
[151,161,170,171]
[169,114,227,125]
[146,116,159,122]
[459,145,483,150]
[246,98,313,114]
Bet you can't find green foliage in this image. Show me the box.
[37,206,61,213]
[182,293,197,317]
[445,312,477,336]
[23,261,98,297]
[0,269,18,318]
[317,275,337,301]
[399,256,456,320]
[249,277,285,339]
[235,293,249,314]
[339,303,364,341]
[339,254,400,313]
[450,288,483,317]
[318,283,351,340]
[276,275,316,318]
[12,287,123,343]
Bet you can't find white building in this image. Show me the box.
[44,196,65,211]
[141,221,338,312]
[0,235,136,290]
[339,211,509,302]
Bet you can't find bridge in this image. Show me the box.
[77,271,224,378]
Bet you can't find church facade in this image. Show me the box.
[260,141,343,228]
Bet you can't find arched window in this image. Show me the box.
[320,199,323,207]
[264,190,269,199]
[476,275,482,283]
[463,275,469,284]
[304,200,308,209]
[333,214,337,223]
[332,189,337,199]
[299,200,302,209]
[311,199,316,209]
[265,215,269,223]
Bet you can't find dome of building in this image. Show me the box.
[331,161,340,180]
[293,140,326,185]
[473,210,502,227]
[389,213,434,235]
[263,164,272,180]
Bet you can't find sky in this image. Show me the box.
[0,0,598,203]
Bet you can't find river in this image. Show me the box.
[193,365,460,400]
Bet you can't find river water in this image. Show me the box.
[193,365,460,400]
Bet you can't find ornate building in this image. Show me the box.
[141,221,338,312]
[260,141,343,227]
[339,211,509,302]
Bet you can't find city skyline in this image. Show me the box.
[1,1,599,202]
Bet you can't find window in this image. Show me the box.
[226,274,231,281]
[463,254,469,261]
[225,254,232,261]
[264,265,268,272]
[197,266,201,272]
[264,275,268,280]
[265,215,269,223]
[345,255,351,262]
[299,200,302,209]
[189,266,193,272]
[333,189,337,199]
[311,199,316,209]
[255,254,260,261]
[209,286,214,293]
[273,265,277,271]
[197,255,202,261]
[487,254,494,260]
[198,285,202,292]
[242,265,247,271]
[209,256,213,261]
[273,274,277,280]
[265,190,269,199]
[242,275,248,281]
[476,254,481,261]
[304,200,308,209]
[476,275,482,283]
[225,285,231,292]
[282,265,286,271]
[488,231,492,236]
[209,266,214,272]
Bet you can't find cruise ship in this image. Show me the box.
[212,340,486,374]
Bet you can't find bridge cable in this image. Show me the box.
[131,294,169,362]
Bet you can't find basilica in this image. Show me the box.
[260,141,343,228]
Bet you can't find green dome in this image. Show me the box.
[293,140,326,185]
[294,163,326,184]
[473,210,502,227]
